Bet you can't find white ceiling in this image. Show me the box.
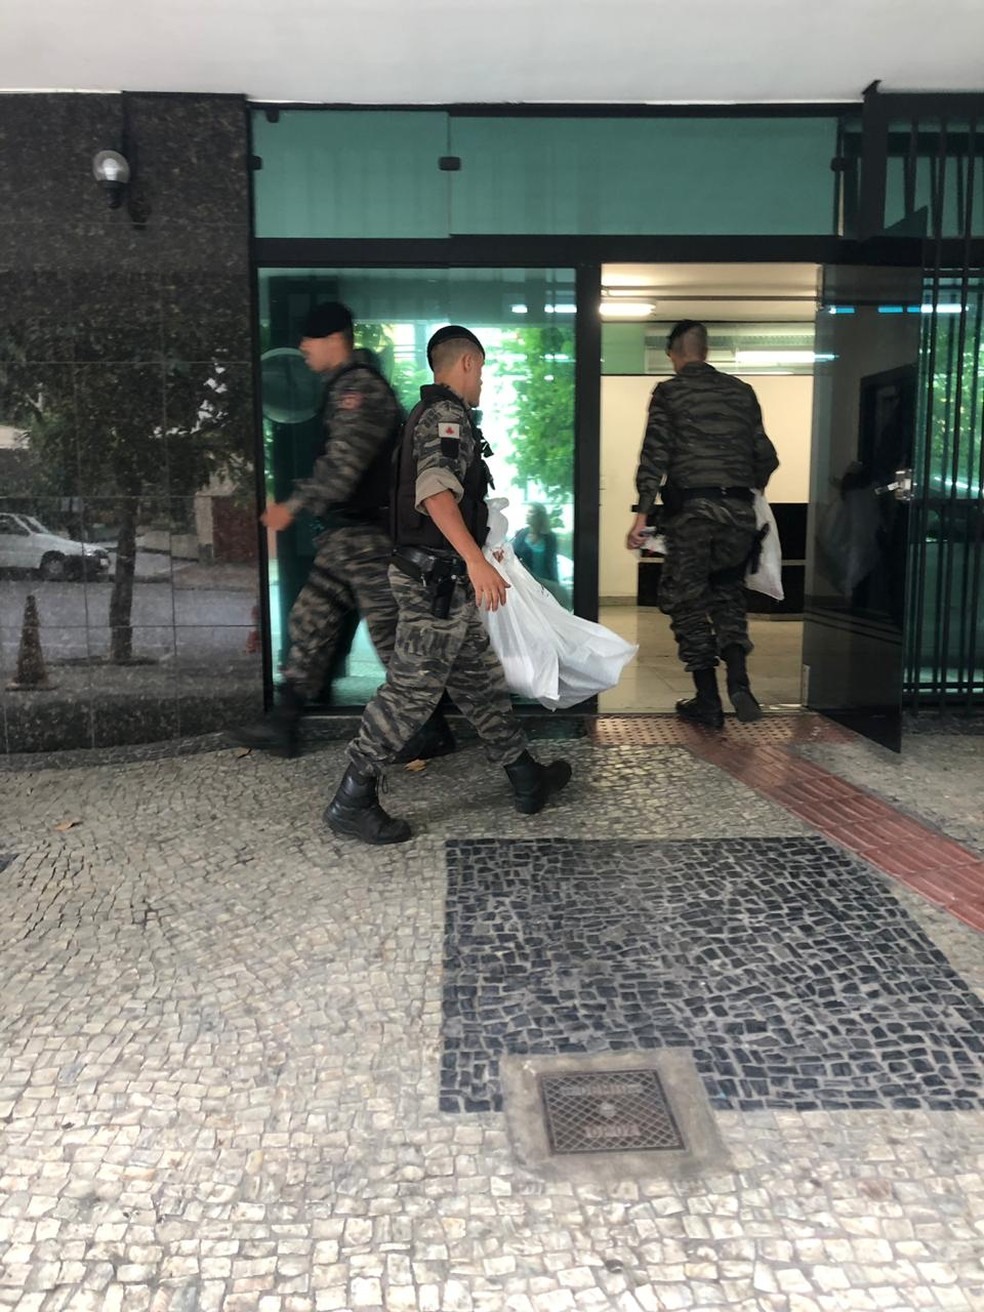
[1,0,982,104]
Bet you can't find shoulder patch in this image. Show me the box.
[339,391,362,410]
[439,422,460,439]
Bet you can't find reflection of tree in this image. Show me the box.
[355,323,429,411]
[926,351,984,488]
[922,300,984,492]
[0,357,251,663]
[499,326,575,503]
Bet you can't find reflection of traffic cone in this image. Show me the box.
[6,594,52,691]
[245,601,260,655]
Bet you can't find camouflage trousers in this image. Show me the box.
[348,566,527,777]
[284,523,397,700]
[659,506,758,672]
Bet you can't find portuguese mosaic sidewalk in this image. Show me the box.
[0,714,982,1311]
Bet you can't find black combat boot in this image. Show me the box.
[393,709,457,764]
[504,751,573,815]
[323,766,412,845]
[676,667,725,729]
[722,644,763,722]
[230,682,305,758]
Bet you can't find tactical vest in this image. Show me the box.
[391,385,491,550]
[322,359,403,524]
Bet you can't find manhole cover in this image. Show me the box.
[539,1068,685,1155]
[501,1051,728,1181]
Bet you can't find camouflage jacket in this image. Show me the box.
[634,362,779,515]
[286,350,400,519]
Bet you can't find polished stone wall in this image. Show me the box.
[0,93,262,753]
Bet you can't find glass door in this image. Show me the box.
[803,262,923,749]
[256,266,578,708]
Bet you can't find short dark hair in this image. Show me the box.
[430,336,484,374]
[666,320,708,355]
[427,324,485,370]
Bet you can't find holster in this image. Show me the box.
[745,522,770,576]
[709,523,770,586]
[392,547,468,619]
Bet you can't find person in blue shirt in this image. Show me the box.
[513,504,560,583]
[512,504,571,607]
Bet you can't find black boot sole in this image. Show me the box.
[322,806,412,845]
[512,762,573,815]
[730,688,763,723]
[228,728,300,758]
[675,702,725,730]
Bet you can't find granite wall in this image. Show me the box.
[0,93,263,753]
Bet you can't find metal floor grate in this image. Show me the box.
[539,1068,685,1155]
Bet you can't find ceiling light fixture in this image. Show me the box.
[734,350,834,366]
[599,302,656,319]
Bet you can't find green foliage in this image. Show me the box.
[921,316,984,493]
[0,358,252,503]
[499,325,576,503]
[355,323,430,412]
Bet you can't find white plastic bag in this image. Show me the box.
[485,496,511,552]
[482,543,638,710]
[817,488,881,596]
[744,492,784,601]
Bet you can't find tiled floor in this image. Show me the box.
[597,608,804,713]
[1,715,983,1311]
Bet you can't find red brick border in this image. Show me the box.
[591,715,984,934]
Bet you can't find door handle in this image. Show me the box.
[874,468,914,502]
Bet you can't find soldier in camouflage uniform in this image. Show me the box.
[324,325,573,845]
[232,302,453,761]
[627,320,780,728]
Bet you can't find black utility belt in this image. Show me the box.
[391,546,468,584]
[678,486,755,503]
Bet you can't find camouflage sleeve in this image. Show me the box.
[413,399,474,514]
[285,368,397,517]
[634,383,674,514]
[750,396,781,490]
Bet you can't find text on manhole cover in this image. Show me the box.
[538,1069,685,1155]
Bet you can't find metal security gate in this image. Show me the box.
[849,88,984,714]
[910,269,984,709]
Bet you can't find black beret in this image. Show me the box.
[301,301,354,339]
[426,325,485,368]
[666,319,706,351]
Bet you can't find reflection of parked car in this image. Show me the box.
[0,513,110,581]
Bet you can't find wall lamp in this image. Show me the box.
[92,150,131,209]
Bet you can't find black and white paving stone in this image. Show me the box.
[0,740,982,1311]
[441,837,984,1115]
